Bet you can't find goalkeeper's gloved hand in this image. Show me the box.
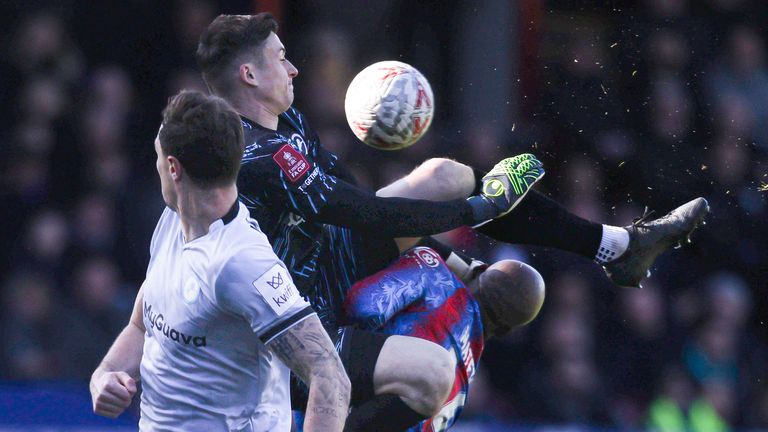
[467,153,545,227]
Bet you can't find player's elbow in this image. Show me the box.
[314,363,352,405]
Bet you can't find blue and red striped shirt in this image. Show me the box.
[344,247,485,431]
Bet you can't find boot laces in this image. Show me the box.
[632,207,656,228]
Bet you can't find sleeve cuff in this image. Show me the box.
[259,306,317,344]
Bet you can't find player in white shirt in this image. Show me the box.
[89,90,351,431]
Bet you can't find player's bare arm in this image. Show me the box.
[89,286,145,418]
[267,315,351,431]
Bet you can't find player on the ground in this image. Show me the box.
[88,90,350,431]
[341,247,544,431]
[195,13,709,430]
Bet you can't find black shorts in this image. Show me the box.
[290,326,390,410]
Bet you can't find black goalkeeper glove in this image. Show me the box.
[467,153,545,227]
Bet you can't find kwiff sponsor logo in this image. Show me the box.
[272,281,297,308]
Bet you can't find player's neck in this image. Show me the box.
[176,185,239,242]
[234,99,279,131]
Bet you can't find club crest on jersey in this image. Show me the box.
[414,247,441,268]
[182,278,201,303]
[272,144,310,183]
[289,133,308,154]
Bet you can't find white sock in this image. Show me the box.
[595,225,630,264]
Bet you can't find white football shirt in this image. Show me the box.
[139,202,313,432]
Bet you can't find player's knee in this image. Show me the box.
[418,158,474,198]
[470,260,545,338]
[410,344,456,415]
[374,336,456,415]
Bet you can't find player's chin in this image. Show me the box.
[279,96,293,113]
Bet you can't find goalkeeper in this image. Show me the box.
[196,13,709,430]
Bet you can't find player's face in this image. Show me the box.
[155,132,178,210]
[251,32,298,114]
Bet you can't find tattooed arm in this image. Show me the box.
[267,315,351,431]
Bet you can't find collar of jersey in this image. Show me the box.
[240,114,276,131]
[240,115,259,130]
[240,111,296,131]
[182,200,240,245]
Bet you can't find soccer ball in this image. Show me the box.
[344,61,434,151]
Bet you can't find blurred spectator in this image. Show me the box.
[19,77,69,123]
[547,271,594,320]
[1,271,59,379]
[561,156,606,222]
[2,145,50,204]
[71,193,117,256]
[13,118,56,157]
[705,26,768,150]
[601,281,678,424]
[647,365,731,432]
[173,0,216,59]
[516,311,612,425]
[71,256,133,340]
[748,386,768,428]
[300,26,355,128]
[539,31,626,159]
[459,366,516,422]
[704,272,751,329]
[631,77,707,208]
[13,208,72,286]
[7,11,83,84]
[643,0,687,19]
[167,67,209,96]
[0,271,96,380]
[646,29,689,76]
[702,379,738,428]
[86,66,135,118]
[684,319,740,385]
[522,353,612,425]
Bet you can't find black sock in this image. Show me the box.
[478,189,602,259]
[343,394,428,432]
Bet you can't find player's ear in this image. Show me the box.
[240,63,258,87]
[168,156,182,181]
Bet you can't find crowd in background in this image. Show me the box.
[0,0,766,430]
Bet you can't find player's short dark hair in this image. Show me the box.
[196,13,278,96]
[159,90,244,188]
